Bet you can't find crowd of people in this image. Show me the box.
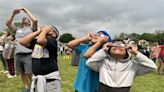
[0,31,16,78]
[0,7,162,92]
[58,44,72,59]
[137,40,164,74]
[1,7,60,92]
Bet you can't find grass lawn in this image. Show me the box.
[0,55,164,92]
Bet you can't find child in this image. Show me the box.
[0,32,8,74]
[19,25,61,92]
[67,30,111,92]
[4,35,16,78]
[86,39,157,92]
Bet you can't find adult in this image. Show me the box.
[19,25,61,92]
[6,7,37,92]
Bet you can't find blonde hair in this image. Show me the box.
[153,42,158,46]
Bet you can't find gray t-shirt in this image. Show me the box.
[15,27,33,54]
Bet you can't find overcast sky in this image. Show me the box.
[0,0,164,38]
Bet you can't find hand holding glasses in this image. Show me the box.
[103,42,138,55]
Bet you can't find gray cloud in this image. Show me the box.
[0,0,164,38]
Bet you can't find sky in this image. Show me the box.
[0,0,164,38]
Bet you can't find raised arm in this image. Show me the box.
[127,44,157,75]
[86,42,112,71]
[67,33,91,49]
[19,29,41,47]
[83,36,108,58]
[6,9,19,33]
[135,52,157,75]
[86,49,107,72]
[36,26,52,47]
[20,7,38,31]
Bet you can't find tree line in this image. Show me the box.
[116,30,164,44]
[1,23,164,44]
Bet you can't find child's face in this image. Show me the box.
[90,32,107,44]
[90,34,98,44]
[109,41,126,59]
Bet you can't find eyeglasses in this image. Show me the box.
[112,43,125,48]
[96,33,106,37]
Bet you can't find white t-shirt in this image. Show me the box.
[0,45,3,51]
[0,36,4,51]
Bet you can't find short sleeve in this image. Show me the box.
[46,37,57,49]
[29,39,37,49]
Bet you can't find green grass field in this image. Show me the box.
[0,55,164,92]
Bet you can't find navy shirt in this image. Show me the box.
[29,38,58,75]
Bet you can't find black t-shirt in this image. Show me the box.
[29,38,58,75]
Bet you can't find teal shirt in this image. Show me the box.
[73,44,99,92]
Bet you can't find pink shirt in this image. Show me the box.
[151,46,160,58]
